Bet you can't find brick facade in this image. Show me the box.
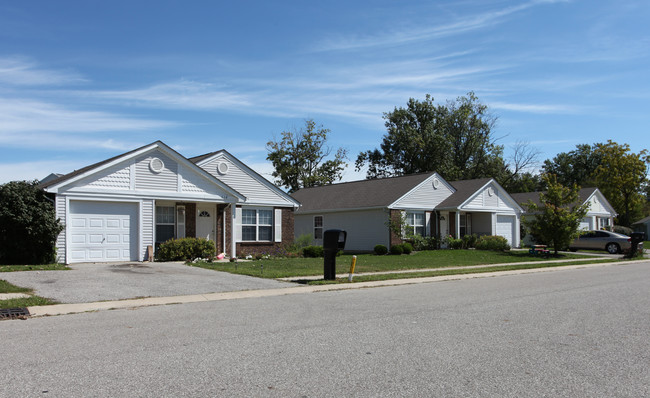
[389,209,404,248]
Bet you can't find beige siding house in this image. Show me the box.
[291,173,523,251]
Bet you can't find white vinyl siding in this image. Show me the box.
[55,195,66,263]
[141,199,154,260]
[200,155,294,206]
[393,175,453,209]
[85,164,131,190]
[135,151,178,191]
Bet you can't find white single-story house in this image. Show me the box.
[40,141,299,264]
[510,187,616,232]
[291,172,523,251]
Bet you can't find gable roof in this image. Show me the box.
[291,172,436,212]
[510,187,599,208]
[436,178,492,209]
[632,215,650,225]
[40,141,246,201]
[190,149,300,208]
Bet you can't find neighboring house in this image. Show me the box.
[632,215,650,238]
[291,172,523,251]
[40,141,299,264]
[510,187,617,233]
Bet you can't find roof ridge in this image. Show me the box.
[294,171,437,192]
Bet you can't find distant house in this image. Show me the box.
[632,215,650,238]
[291,172,523,251]
[510,187,617,231]
[40,141,299,264]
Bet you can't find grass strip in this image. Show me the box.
[191,250,594,279]
[0,279,32,293]
[0,264,69,272]
[306,259,620,285]
[0,296,57,309]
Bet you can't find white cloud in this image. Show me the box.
[0,98,175,135]
[0,56,86,86]
[490,101,585,114]
[316,0,568,52]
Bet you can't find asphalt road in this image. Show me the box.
[1,261,649,397]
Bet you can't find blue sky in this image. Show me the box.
[1,0,648,185]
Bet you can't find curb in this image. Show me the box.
[25,259,646,318]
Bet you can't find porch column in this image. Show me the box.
[230,204,237,259]
[514,214,521,248]
[455,211,461,239]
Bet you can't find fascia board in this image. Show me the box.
[388,172,454,209]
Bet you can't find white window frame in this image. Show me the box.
[406,211,426,237]
[314,215,324,240]
[155,205,175,243]
[241,207,274,242]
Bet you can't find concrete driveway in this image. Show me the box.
[1,262,297,304]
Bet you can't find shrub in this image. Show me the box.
[401,242,413,254]
[475,235,511,251]
[285,233,312,253]
[442,235,463,249]
[374,244,388,255]
[390,244,404,255]
[156,238,215,261]
[462,234,478,249]
[411,235,438,251]
[302,245,324,258]
[609,225,633,236]
[0,181,63,265]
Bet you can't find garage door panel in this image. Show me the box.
[68,201,138,263]
[496,215,514,246]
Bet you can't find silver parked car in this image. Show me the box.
[569,230,631,254]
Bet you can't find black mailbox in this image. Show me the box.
[323,229,346,280]
[630,232,645,256]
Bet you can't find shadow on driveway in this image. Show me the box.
[1,262,297,304]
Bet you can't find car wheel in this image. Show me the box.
[606,243,620,254]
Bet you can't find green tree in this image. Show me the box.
[267,119,348,193]
[541,144,601,187]
[0,181,63,264]
[523,174,589,255]
[592,140,649,226]
[356,92,506,181]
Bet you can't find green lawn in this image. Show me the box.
[0,264,69,272]
[191,250,593,279]
[307,258,620,284]
[0,279,58,310]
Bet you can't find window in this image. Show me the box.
[314,216,323,240]
[156,206,175,243]
[406,212,425,236]
[241,208,273,241]
[459,214,471,237]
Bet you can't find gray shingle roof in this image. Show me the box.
[291,173,436,212]
[510,187,598,208]
[436,178,492,209]
[632,215,650,225]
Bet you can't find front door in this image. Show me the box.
[196,204,216,243]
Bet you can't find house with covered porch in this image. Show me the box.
[41,141,299,264]
[291,172,523,251]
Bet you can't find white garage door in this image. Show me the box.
[496,215,515,246]
[68,201,138,263]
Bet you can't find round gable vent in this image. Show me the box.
[217,162,229,175]
[433,178,440,189]
[487,187,494,196]
[149,157,164,173]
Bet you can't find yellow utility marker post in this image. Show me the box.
[348,255,357,282]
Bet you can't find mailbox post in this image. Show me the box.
[323,229,347,280]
